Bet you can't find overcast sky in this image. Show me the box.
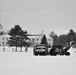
[0,0,76,36]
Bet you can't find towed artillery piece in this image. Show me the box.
[49,41,75,56]
[49,45,70,56]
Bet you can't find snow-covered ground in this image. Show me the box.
[0,47,76,75]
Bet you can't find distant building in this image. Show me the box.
[0,34,11,46]
[47,38,53,47]
[28,34,53,47]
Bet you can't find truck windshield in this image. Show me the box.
[36,46,46,49]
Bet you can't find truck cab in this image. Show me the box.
[33,44,48,56]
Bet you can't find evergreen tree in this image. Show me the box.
[0,31,3,35]
[8,25,22,36]
[8,25,29,51]
[49,31,55,38]
[53,35,58,45]
[67,29,76,41]
[40,34,48,45]
[8,36,20,51]
[58,34,69,47]
[18,36,29,52]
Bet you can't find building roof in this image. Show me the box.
[28,36,39,39]
[0,34,11,37]
[28,34,53,39]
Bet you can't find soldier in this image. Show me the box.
[25,46,28,52]
[3,46,5,52]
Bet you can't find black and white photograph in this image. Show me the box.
[0,0,76,75]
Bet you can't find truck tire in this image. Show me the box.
[65,52,70,56]
[60,52,64,55]
[50,52,57,56]
[33,52,38,56]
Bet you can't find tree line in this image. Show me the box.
[0,25,76,52]
[49,29,76,48]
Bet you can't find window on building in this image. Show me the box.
[6,38,8,40]
[37,39,38,41]
[3,38,4,40]
[32,38,34,41]
[6,42,8,44]
[2,42,4,44]
[37,43,38,45]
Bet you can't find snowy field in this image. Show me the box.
[0,47,76,75]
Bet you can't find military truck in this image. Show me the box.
[33,44,48,55]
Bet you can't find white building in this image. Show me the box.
[47,38,53,47]
[0,34,11,46]
[28,34,53,47]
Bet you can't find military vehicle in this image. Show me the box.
[33,44,48,55]
[49,41,75,56]
[49,45,70,56]
[33,41,75,56]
